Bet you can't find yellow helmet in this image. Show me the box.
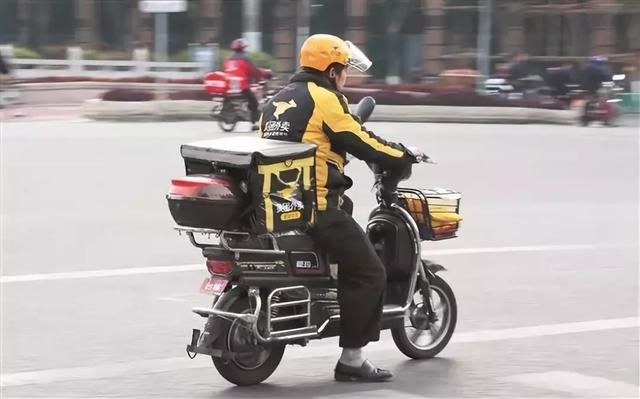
[300,34,373,72]
[300,34,349,71]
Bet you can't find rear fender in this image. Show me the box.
[205,286,249,350]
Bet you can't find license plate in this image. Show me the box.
[199,276,229,295]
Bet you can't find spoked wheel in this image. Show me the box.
[212,294,285,386]
[391,275,457,359]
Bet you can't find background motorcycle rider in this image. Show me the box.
[222,38,271,131]
[579,56,614,120]
[580,56,613,95]
[259,34,426,382]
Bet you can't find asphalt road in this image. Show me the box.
[1,118,639,398]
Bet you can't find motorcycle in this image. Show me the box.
[167,97,461,386]
[483,75,546,100]
[579,74,625,127]
[204,71,277,133]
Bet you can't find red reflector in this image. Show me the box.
[206,259,234,275]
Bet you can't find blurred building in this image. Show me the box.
[0,0,638,80]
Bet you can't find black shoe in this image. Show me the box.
[334,360,393,382]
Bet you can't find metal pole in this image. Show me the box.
[156,12,168,62]
[243,0,262,52]
[296,0,310,60]
[476,0,492,91]
[155,12,168,99]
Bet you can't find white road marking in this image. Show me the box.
[503,371,639,397]
[0,264,202,283]
[323,390,423,398]
[422,243,629,256]
[1,243,632,284]
[1,317,637,388]
[449,317,639,344]
[0,357,203,388]
[155,294,193,302]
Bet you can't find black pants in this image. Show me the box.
[242,88,259,123]
[308,208,386,348]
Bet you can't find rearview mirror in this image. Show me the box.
[353,96,376,124]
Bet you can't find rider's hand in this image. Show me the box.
[406,146,432,163]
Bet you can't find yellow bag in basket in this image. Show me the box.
[429,205,463,227]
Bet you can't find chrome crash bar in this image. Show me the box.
[192,286,318,344]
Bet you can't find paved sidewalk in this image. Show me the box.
[1,105,85,123]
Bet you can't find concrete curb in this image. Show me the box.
[82,99,212,121]
[82,99,580,124]
[13,82,202,106]
[371,105,579,124]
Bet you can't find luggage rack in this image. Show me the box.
[174,225,285,254]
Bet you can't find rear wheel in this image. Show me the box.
[391,274,457,359]
[212,292,285,386]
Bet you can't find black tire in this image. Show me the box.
[580,116,590,127]
[604,105,618,127]
[218,119,237,132]
[217,100,238,132]
[391,274,457,359]
[212,292,285,386]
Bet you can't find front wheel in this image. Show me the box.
[218,119,238,132]
[391,274,457,359]
[603,102,619,127]
[211,291,285,386]
[217,100,239,132]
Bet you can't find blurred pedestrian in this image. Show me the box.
[0,51,10,75]
[0,50,13,109]
[508,51,532,89]
[544,62,579,103]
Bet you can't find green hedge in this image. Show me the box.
[12,47,42,59]
[618,93,640,113]
[82,50,130,60]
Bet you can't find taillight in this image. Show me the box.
[169,175,231,198]
[206,259,234,275]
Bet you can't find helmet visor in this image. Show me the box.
[345,41,372,72]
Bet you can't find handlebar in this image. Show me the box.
[413,154,436,164]
[372,155,435,207]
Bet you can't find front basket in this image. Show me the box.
[397,188,462,240]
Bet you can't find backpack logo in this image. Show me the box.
[273,99,297,119]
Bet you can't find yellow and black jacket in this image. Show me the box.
[260,69,415,211]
